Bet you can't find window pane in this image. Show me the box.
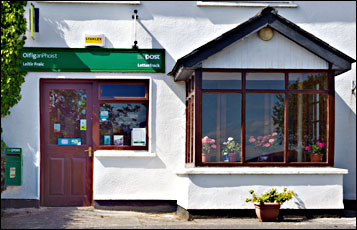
[202,93,241,162]
[246,94,284,162]
[100,103,147,146]
[49,89,87,145]
[289,73,328,90]
[202,72,242,89]
[101,84,146,97]
[246,73,285,89]
[287,94,328,162]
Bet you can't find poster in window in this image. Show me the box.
[131,128,146,146]
[54,123,61,133]
[58,138,81,146]
[114,135,124,146]
[100,111,109,121]
[80,119,87,131]
[104,135,111,145]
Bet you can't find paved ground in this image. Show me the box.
[1,207,356,229]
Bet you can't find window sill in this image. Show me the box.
[94,150,156,158]
[176,167,348,176]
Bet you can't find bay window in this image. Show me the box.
[187,69,332,166]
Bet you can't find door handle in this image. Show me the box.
[85,147,92,157]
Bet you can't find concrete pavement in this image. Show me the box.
[1,206,356,229]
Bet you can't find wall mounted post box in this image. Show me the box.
[4,148,22,186]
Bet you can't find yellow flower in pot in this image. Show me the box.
[246,188,295,222]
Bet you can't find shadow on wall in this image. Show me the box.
[335,90,356,199]
[96,157,166,169]
[189,174,341,188]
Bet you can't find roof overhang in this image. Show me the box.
[169,7,356,81]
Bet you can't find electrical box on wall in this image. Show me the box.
[84,34,105,48]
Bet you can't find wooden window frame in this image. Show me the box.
[188,68,334,167]
[94,80,149,151]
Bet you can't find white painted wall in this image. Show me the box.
[203,30,329,69]
[1,1,355,206]
[177,168,347,209]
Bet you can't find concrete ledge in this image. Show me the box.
[1,199,40,209]
[176,167,348,176]
[94,200,177,213]
[177,207,346,221]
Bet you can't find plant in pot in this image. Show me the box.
[222,137,241,162]
[304,140,326,162]
[202,136,217,162]
[246,188,295,222]
[248,132,280,161]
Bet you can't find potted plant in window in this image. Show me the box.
[202,136,217,162]
[222,137,241,162]
[246,188,295,222]
[248,132,280,161]
[304,140,326,162]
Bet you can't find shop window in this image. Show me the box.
[97,81,149,150]
[186,70,332,166]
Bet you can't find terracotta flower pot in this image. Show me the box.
[202,153,207,162]
[254,203,281,222]
[310,153,323,162]
[228,153,235,162]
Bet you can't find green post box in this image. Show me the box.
[4,148,22,186]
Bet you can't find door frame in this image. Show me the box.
[40,79,97,206]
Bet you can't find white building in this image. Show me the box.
[2,1,356,215]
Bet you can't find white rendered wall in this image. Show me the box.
[203,30,329,69]
[176,167,347,209]
[1,1,355,203]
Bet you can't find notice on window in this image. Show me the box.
[104,135,111,145]
[80,119,87,131]
[100,111,109,121]
[54,123,61,133]
[58,138,82,146]
[131,128,146,146]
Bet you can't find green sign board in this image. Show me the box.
[20,47,165,73]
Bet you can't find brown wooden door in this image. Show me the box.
[41,81,93,206]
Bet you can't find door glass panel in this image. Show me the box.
[49,89,87,145]
[99,103,147,146]
[245,94,285,162]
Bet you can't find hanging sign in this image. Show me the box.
[20,47,165,73]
